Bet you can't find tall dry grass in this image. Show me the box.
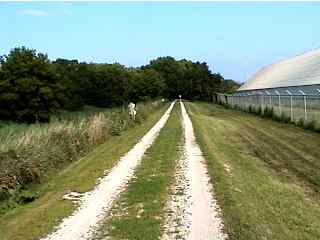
[0,110,110,152]
[0,100,165,203]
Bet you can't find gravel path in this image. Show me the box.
[162,101,227,240]
[42,102,175,240]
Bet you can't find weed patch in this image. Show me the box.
[0,101,166,211]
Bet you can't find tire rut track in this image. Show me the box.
[162,101,227,240]
[42,102,175,240]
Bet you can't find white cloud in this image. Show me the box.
[18,8,72,17]
[19,9,49,17]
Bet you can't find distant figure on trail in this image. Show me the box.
[179,95,182,101]
[128,102,137,120]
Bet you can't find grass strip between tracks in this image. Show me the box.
[95,104,182,240]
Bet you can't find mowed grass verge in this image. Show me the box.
[0,104,169,240]
[95,104,182,240]
[186,102,320,240]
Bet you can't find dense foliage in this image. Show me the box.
[0,47,238,122]
[218,79,241,94]
[144,57,226,100]
[0,47,64,122]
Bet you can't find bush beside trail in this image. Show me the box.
[0,101,165,210]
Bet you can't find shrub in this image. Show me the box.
[18,190,39,204]
[248,105,255,114]
[0,101,164,206]
[303,120,317,131]
[256,106,262,116]
[278,113,291,123]
[264,107,274,119]
[296,118,305,128]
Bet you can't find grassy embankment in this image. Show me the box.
[186,102,320,240]
[0,101,169,240]
[94,104,182,240]
[0,102,164,206]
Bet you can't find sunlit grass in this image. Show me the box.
[187,102,320,240]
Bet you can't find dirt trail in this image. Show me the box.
[163,101,226,240]
[42,102,175,240]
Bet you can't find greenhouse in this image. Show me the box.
[218,48,320,124]
[237,48,320,96]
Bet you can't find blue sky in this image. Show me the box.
[1,2,319,82]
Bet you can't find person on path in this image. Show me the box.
[128,102,137,120]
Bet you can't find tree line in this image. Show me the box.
[0,47,239,122]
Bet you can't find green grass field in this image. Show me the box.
[186,102,320,240]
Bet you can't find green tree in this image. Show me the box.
[93,63,130,107]
[144,56,184,99]
[52,58,84,110]
[128,69,165,102]
[145,57,223,100]
[0,47,64,122]
[219,79,241,94]
[0,46,229,123]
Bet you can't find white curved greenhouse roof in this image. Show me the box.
[239,48,320,91]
